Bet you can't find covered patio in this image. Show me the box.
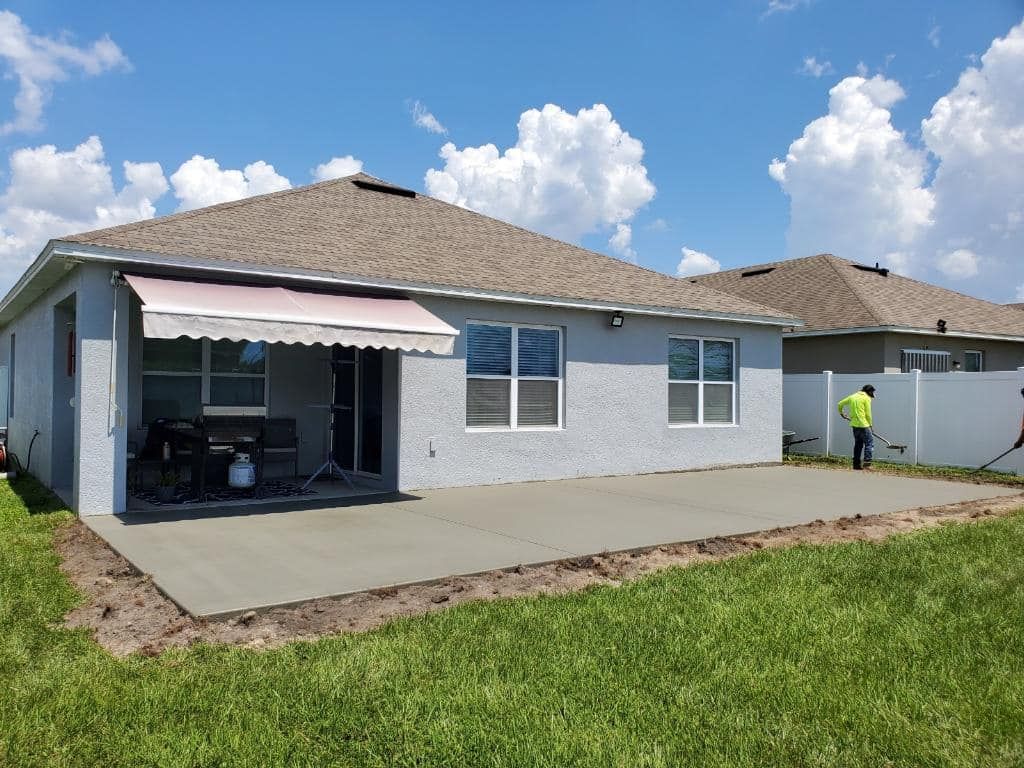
[118,273,456,509]
[85,465,1017,617]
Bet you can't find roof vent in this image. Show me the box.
[352,179,416,198]
[741,267,775,277]
[852,262,889,277]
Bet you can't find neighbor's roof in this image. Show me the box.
[53,173,790,323]
[689,253,1024,338]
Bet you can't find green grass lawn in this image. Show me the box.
[3,476,1024,767]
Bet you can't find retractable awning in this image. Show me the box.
[123,274,458,355]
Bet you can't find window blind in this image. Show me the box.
[466,379,511,428]
[466,324,512,376]
[517,328,559,377]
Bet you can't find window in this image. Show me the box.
[668,337,736,425]
[466,322,562,429]
[901,349,949,373]
[964,350,983,373]
[142,337,267,424]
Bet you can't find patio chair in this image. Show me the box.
[261,418,299,480]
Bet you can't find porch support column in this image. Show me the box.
[74,263,129,515]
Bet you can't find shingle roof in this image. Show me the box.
[59,173,789,322]
[689,253,1024,337]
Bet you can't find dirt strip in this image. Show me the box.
[56,492,1024,657]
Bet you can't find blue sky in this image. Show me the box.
[1,1,1022,301]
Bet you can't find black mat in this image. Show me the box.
[132,480,316,506]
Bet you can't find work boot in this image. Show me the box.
[863,461,872,470]
[853,461,862,470]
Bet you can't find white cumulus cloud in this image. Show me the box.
[608,223,636,262]
[936,248,979,278]
[0,11,129,134]
[772,19,1024,300]
[798,56,834,77]
[424,103,655,246]
[312,155,363,181]
[918,20,1024,295]
[169,156,291,211]
[411,100,447,135]
[0,136,167,290]
[675,247,721,277]
[769,74,934,265]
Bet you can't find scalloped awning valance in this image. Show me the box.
[123,273,457,355]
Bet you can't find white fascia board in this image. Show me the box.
[785,325,1024,343]
[0,240,59,320]
[40,242,802,328]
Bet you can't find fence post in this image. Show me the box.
[1017,368,1024,477]
[822,370,833,457]
[911,369,921,466]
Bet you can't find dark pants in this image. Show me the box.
[853,427,874,468]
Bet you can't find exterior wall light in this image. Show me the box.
[610,312,624,328]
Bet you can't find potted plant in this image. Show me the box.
[155,471,178,503]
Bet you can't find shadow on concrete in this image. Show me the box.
[110,490,424,525]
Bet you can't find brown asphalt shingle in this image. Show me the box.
[690,253,1024,337]
[60,173,789,321]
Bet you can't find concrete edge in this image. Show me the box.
[182,489,1024,619]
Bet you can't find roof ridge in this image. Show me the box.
[821,255,886,326]
[68,171,376,244]
[690,252,830,280]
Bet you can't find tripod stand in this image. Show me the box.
[303,359,355,492]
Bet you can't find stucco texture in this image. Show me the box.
[398,296,783,491]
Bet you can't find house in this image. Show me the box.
[0,173,795,516]
[689,254,1024,374]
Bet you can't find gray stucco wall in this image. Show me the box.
[881,333,1024,373]
[783,333,887,374]
[0,270,80,488]
[398,296,783,491]
[784,332,1024,374]
[0,263,126,514]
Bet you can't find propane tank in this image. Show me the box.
[228,452,256,489]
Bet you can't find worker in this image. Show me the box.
[837,384,876,470]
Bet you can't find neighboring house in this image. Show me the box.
[0,173,795,516]
[690,254,1024,374]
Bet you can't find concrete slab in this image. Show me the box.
[84,466,1018,617]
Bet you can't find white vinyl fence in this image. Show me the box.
[784,368,1024,474]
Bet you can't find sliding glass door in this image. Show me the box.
[331,345,383,476]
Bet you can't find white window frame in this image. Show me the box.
[466,320,564,432]
[963,350,984,373]
[141,338,270,423]
[668,335,737,428]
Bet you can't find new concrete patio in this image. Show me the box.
[85,465,1017,617]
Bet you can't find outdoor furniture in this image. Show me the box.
[261,418,299,480]
[165,416,264,501]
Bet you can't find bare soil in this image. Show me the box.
[56,492,1024,657]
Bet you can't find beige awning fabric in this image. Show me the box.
[123,274,458,354]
